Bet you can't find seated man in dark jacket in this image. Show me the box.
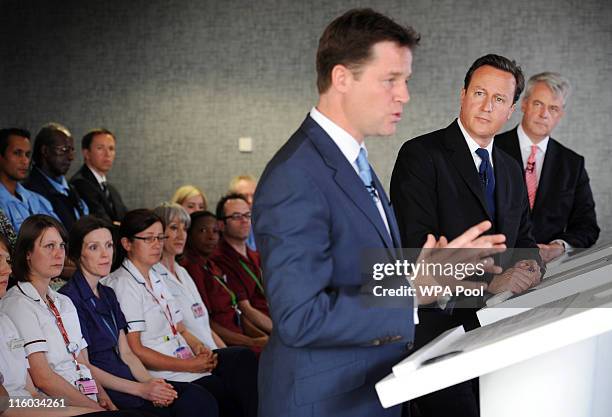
[24,123,88,231]
[70,128,127,225]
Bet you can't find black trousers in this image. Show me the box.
[136,380,219,417]
[173,346,258,417]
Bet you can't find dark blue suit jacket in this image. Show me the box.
[253,115,415,417]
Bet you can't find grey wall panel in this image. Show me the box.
[1,0,610,234]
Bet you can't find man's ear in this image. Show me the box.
[330,64,354,93]
[217,219,226,233]
[508,103,516,120]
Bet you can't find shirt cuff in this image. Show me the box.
[550,239,572,251]
[126,320,147,332]
[23,339,48,356]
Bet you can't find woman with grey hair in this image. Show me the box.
[153,203,222,349]
[153,203,258,417]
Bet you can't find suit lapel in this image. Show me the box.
[372,171,401,247]
[492,148,511,234]
[503,128,523,163]
[81,165,114,216]
[301,116,394,248]
[444,121,490,220]
[533,138,558,213]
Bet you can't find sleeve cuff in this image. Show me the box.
[126,320,147,332]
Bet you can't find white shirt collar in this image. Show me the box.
[457,118,494,167]
[310,107,367,168]
[15,281,58,305]
[517,123,549,155]
[86,163,107,185]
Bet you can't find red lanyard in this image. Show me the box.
[122,265,179,338]
[46,295,81,372]
[146,286,179,338]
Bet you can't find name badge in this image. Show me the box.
[76,378,99,395]
[192,303,205,318]
[8,338,24,350]
[174,346,194,360]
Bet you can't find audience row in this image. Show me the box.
[0,189,267,416]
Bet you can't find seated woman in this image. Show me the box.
[180,211,267,354]
[170,186,207,215]
[59,216,218,417]
[103,210,255,417]
[153,204,257,416]
[0,216,151,417]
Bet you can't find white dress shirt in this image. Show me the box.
[458,118,495,171]
[517,123,549,185]
[102,259,209,382]
[86,164,107,187]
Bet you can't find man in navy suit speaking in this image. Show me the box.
[253,9,505,417]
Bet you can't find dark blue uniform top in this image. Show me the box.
[60,270,144,408]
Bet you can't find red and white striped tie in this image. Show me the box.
[525,145,538,209]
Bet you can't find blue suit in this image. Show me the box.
[253,115,415,417]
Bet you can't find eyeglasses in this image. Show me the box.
[52,145,76,156]
[224,212,251,222]
[132,235,168,244]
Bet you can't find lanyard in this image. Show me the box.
[89,298,119,346]
[238,259,264,294]
[203,264,237,307]
[46,295,82,372]
[122,265,180,342]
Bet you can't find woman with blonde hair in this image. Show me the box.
[170,186,207,214]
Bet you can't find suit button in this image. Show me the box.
[405,342,414,351]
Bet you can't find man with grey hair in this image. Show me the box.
[496,72,599,261]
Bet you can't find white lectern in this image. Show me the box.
[376,282,612,417]
[478,255,612,325]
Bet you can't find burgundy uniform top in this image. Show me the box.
[180,250,243,335]
[211,239,270,317]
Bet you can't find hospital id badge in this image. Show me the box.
[191,303,205,318]
[174,346,194,359]
[76,378,99,395]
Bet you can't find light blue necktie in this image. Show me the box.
[356,148,378,202]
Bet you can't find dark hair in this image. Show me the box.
[316,8,420,93]
[114,209,165,267]
[68,216,114,264]
[188,211,216,234]
[464,54,525,104]
[13,214,68,283]
[0,128,31,157]
[215,193,249,221]
[32,123,72,166]
[81,128,115,150]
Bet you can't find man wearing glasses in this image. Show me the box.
[0,127,59,231]
[24,123,89,231]
[212,193,272,336]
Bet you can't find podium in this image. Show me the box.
[375,281,612,416]
[544,241,612,278]
[476,245,612,326]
